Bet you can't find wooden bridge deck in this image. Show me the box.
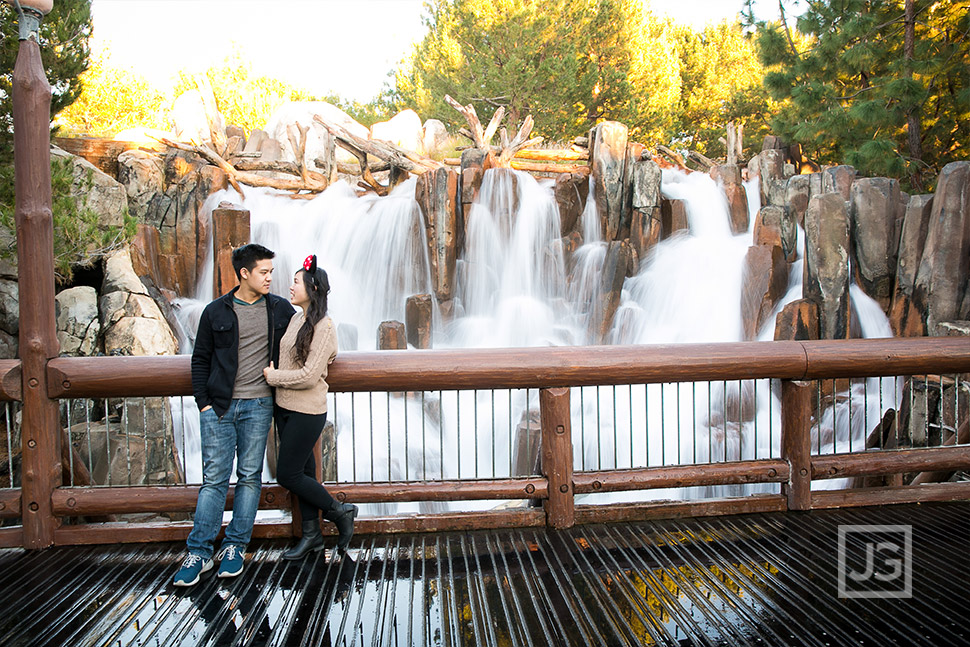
[1,501,967,646]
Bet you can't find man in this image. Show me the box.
[173,243,296,587]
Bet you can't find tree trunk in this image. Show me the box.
[904,0,924,190]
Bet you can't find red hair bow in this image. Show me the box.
[303,254,317,273]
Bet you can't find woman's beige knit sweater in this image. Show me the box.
[264,313,337,415]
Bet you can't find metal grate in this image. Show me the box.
[1,501,967,646]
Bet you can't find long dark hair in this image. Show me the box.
[294,267,330,365]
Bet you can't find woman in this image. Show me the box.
[264,254,357,558]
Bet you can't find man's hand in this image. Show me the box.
[201,405,212,412]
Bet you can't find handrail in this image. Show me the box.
[46,337,970,398]
[0,360,21,401]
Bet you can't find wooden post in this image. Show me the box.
[14,31,61,548]
[540,387,574,528]
[405,294,433,349]
[781,380,813,511]
[378,321,407,350]
[211,203,250,298]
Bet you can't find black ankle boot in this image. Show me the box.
[324,501,358,551]
[283,518,324,560]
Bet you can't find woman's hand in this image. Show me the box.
[263,361,275,378]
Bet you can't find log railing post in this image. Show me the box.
[13,16,61,548]
[540,387,573,528]
[781,380,813,511]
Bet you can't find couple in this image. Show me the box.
[173,243,357,587]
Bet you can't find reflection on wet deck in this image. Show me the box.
[1,502,968,646]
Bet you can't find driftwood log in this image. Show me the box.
[445,95,543,168]
[311,114,443,195]
[155,136,330,198]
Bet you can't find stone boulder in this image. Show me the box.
[422,119,450,156]
[0,279,18,337]
[56,286,100,356]
[370,109,423,153]
[804,193,850,339]
[117,149,227,296]
[822,165,856,201]
[741,244,789,340]
[264,101,369,170]
[117,149,164,223]
[913,161,970,331]
[755,149,786,207]
[849,177,902,310]
[100,250,178,356]
[774,299,819,341]
[889,194,933,336]
[589,121,629,241]
[753,205,797,262]
[555,172,590,237]
[630,159,662,257]
[712,164,749,234]
[171,90,212,145]
[0,279,17,359]
[785,174,811,227]
[50,146,128,229]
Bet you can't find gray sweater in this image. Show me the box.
[264,313,338,415]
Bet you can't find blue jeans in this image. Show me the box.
[186,396,273,558]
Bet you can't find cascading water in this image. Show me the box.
[170,164,896,511]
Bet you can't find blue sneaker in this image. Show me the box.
[172,554,213,587]
[216,544,245,578]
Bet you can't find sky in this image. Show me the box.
[90,0,778,102]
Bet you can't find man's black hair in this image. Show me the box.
[231,243,275,279]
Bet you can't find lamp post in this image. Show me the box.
[8,0,60,549]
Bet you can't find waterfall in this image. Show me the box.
[170,166,896,509]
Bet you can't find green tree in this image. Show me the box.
[171,48,318,134]
[0,0,133,283]
[55,48,169,136]
[672,20,775,157]
[754,0,969,190]
[394,0,682,142]
[0,0,92,150]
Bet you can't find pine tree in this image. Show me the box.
[754,0,969,190]
[393,0,682,141]
[0,0,92,155]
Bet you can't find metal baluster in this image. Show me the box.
[64,401,74,486]
[351,393,357,482]
[628,384,633,468]
[439,390,444,480]
[6,404,15,486]
[369,391,375,482]
[644,384,649,467]
[421,391,427,480]
[722,381,727,463]
[387,392,392,482]
[490,389,496,478]
[693,382,698,464]
[707,382,712,464]
[403,391,409,482]
[104,399,111,486]
[611,385,617,469]
[676,382,682,465]
[660,383,666,466]
[457,390,461,480]
[596,386,602,470]
[581,386,587,471]
[473,390,479,479]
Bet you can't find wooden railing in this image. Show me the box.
[2,337,969,548]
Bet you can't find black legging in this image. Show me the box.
[275,407,336,522]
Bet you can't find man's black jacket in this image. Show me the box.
[191,286,296,417]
